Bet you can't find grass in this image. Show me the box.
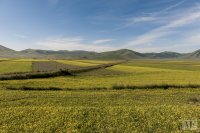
[0,61,123,80]
[0,61,32,74]
[73,60,114,64]
[0,59,199,132]
[32,61,80,72]
[188,97,199,103]
[123,59,200,71]
[0,89,199,132]
[56,60,100,66]
[2,67,200,89]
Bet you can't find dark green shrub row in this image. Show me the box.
[112,84,200,90]
[0,69,72,80]
[6,86,107,91]
[6,83,200,91]
[7,86,62,91]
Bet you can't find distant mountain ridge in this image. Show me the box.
[0,45,200,59]
[182,49,200,59]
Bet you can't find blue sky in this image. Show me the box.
[0,0,200,52]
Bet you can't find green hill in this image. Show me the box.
[0,45,200,59]
[144,51,182,59]
[0,45,21,58]
[181,49,200,59]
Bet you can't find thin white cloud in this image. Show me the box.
[172,33,200,48]
[127,31,172,46]
[127,31,200,53]
[126,5,200,47]
[38,1,200,53]
[126,16,155,26]
[92,39,113,44]
[131,47,164,53]
[186,34,200,44]
[163,0,187,12]
[36,4,200,53]
[164,13,200,29]
[36,37,115,52]
[14,34,27,39]
[102,0,188,33]
[102,16,157,32]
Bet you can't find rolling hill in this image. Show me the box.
[144,51,182,59]
[182,49,200,59]
[0,45,22,58]
[98,49,146,59]
[0,45,199,59]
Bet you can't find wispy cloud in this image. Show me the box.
[163,0,187,12]
[127,16,155,25]
[36,37,115,52]
[126,5,200,47]
[101,16,158,33]
[100,0,188,33]
[130,47,164,53]
[186,34,200,44]
[37,3,200,53]
[127,31,172,47]
[14,34,27,39]
[92,39,113,44]
[172,32,200,48]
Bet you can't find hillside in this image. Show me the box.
[20,49,99,59]
[0,45,199,59]
[0,45,22,58]
[145,51,182,59]
[96,49,146,59]
[182,49,200,59]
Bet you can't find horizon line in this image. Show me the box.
[0,44,199,54]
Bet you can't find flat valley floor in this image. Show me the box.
[0,59,199,132]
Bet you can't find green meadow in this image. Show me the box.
[0,59,199,132]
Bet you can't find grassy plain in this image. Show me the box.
[0,59,199,132]
[2,59,200,89]
[57,59,113,66]
[0,60,32,74]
